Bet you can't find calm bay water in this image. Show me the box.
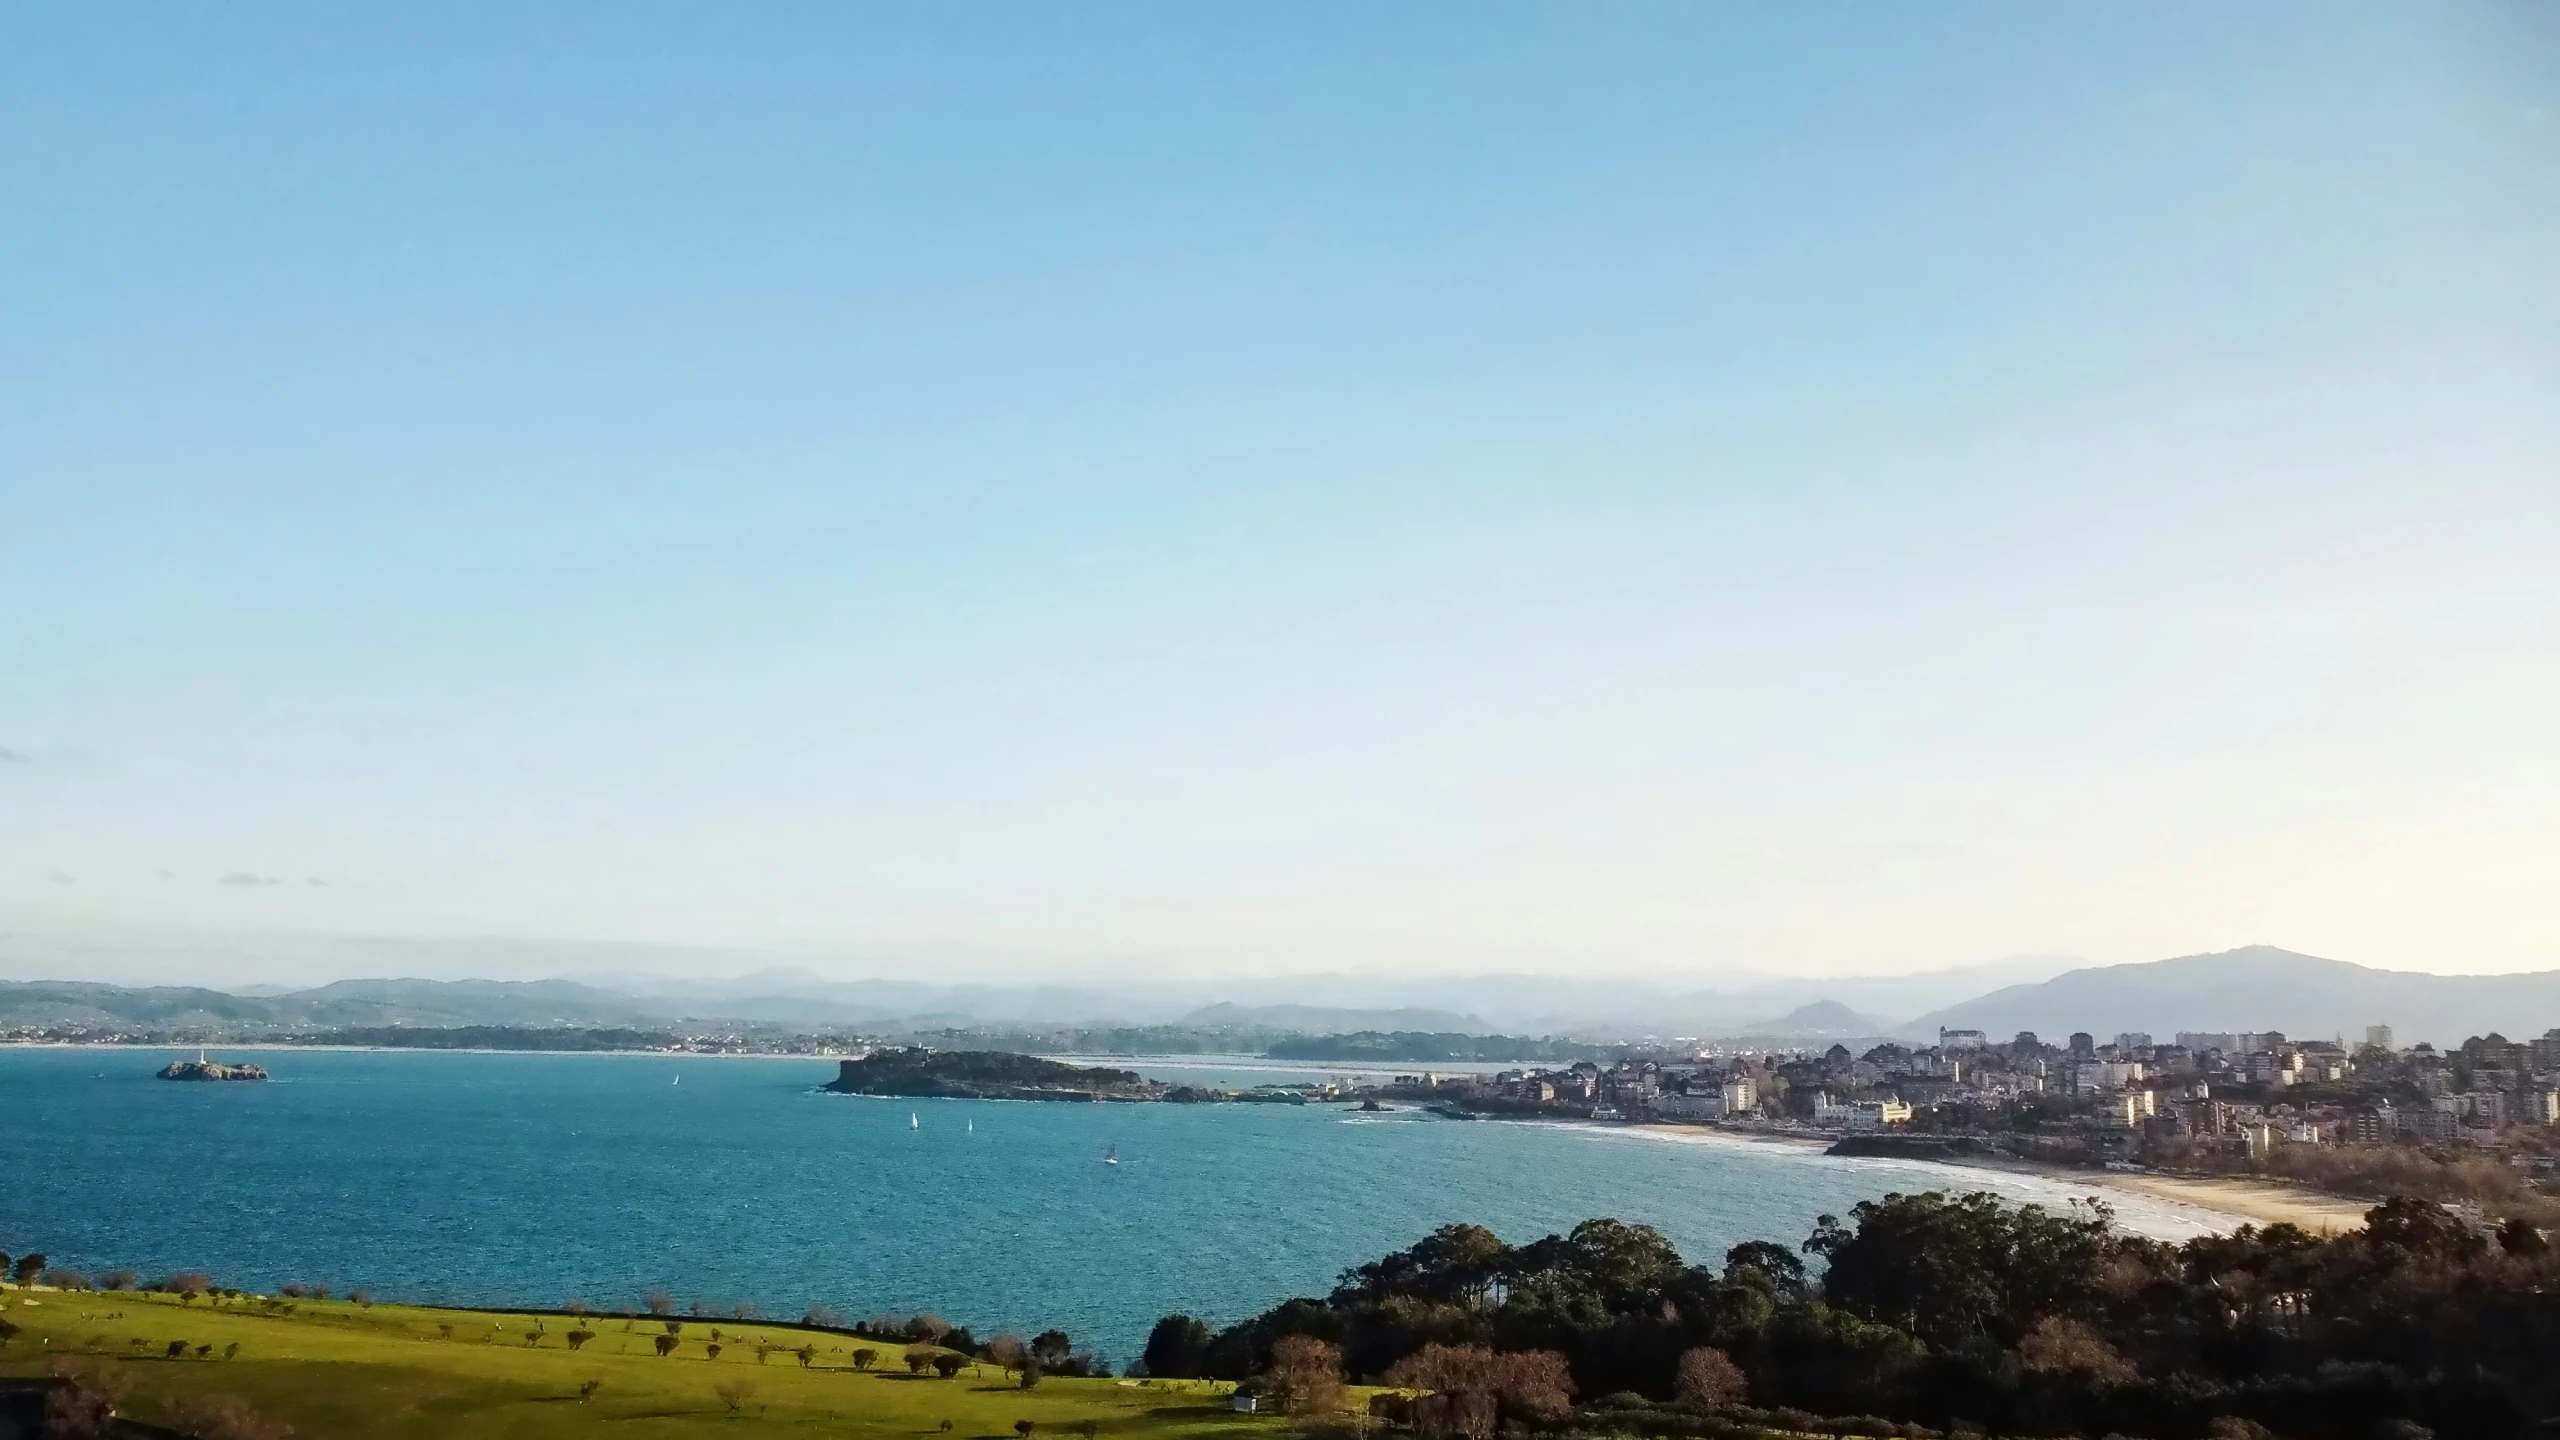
[1,1047,2224,1362]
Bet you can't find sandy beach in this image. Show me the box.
[2079,1171,2370,1233]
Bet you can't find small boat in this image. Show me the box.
[672,1075,680,1086]
[910,1113,919,1130]
[1101,1144,1119,1165]
[967,1118,974,1133]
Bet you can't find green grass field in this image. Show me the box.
[0,1289,1299,1438]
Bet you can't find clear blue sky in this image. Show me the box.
[3,3,2555,982]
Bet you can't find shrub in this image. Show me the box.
[566,1329,595,1351]
[654,1334,679,1357]
[854,1348,878,1370]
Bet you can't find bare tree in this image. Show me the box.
[579,1379,602,1403]
[646,1290,676,1316]
[1264,1336,1345,1418]
[987,1333,1028,1379]
[713,1379,757,1413]
[1674,1347,1747,1408]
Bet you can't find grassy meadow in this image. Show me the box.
[0,1288,1295,1439]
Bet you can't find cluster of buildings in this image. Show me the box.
[1385,1024,2560,1169]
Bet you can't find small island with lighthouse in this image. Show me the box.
[158,1051,269,1082]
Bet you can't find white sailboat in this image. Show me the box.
[910,1112,919,1130]
[1101,1144,1119,1165]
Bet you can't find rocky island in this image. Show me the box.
[158,1052,268,1082]
[823,1048,1166,1101]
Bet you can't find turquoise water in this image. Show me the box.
[0,1047,2221,1363]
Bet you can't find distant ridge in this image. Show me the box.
[1904,945,2560,1048]
[1726,999,1895,1040]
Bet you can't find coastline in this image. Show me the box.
[1512,1116,2371,1235]
[15,1042,2375,1234]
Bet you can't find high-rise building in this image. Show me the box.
[2366,1025,2395,1052]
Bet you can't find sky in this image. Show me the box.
[2,3,2556,986]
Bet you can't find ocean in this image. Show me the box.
[1,1046,2227,1363]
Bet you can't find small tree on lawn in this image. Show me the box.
[654,1334,679,1357]
[1015,1422,1035,1438]
[12,1253,46,1289]
[714,1379,756,1413]
[1264,1335,1345,1418]
[853,1348,877,1371]
[988,1333,1028,1379]
[934,1353,966,1379]
[797,1345,816,1369]
[566,1329,595,1352]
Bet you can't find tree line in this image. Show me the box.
[1143,1191,2558,1440]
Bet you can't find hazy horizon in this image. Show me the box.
[6,5,2554,982]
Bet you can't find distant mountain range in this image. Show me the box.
[4,941,2555,1049]
[1903,946,2560,1048]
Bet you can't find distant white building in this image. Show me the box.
[1847,1099,1912,1131]
[2075,1061,2144,1092]
[1721,1078,1757,1115]
[1938,1028,1988,1051]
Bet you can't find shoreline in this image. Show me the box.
[12,1042,2374,1232]
[1503,1115,2371,1234]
